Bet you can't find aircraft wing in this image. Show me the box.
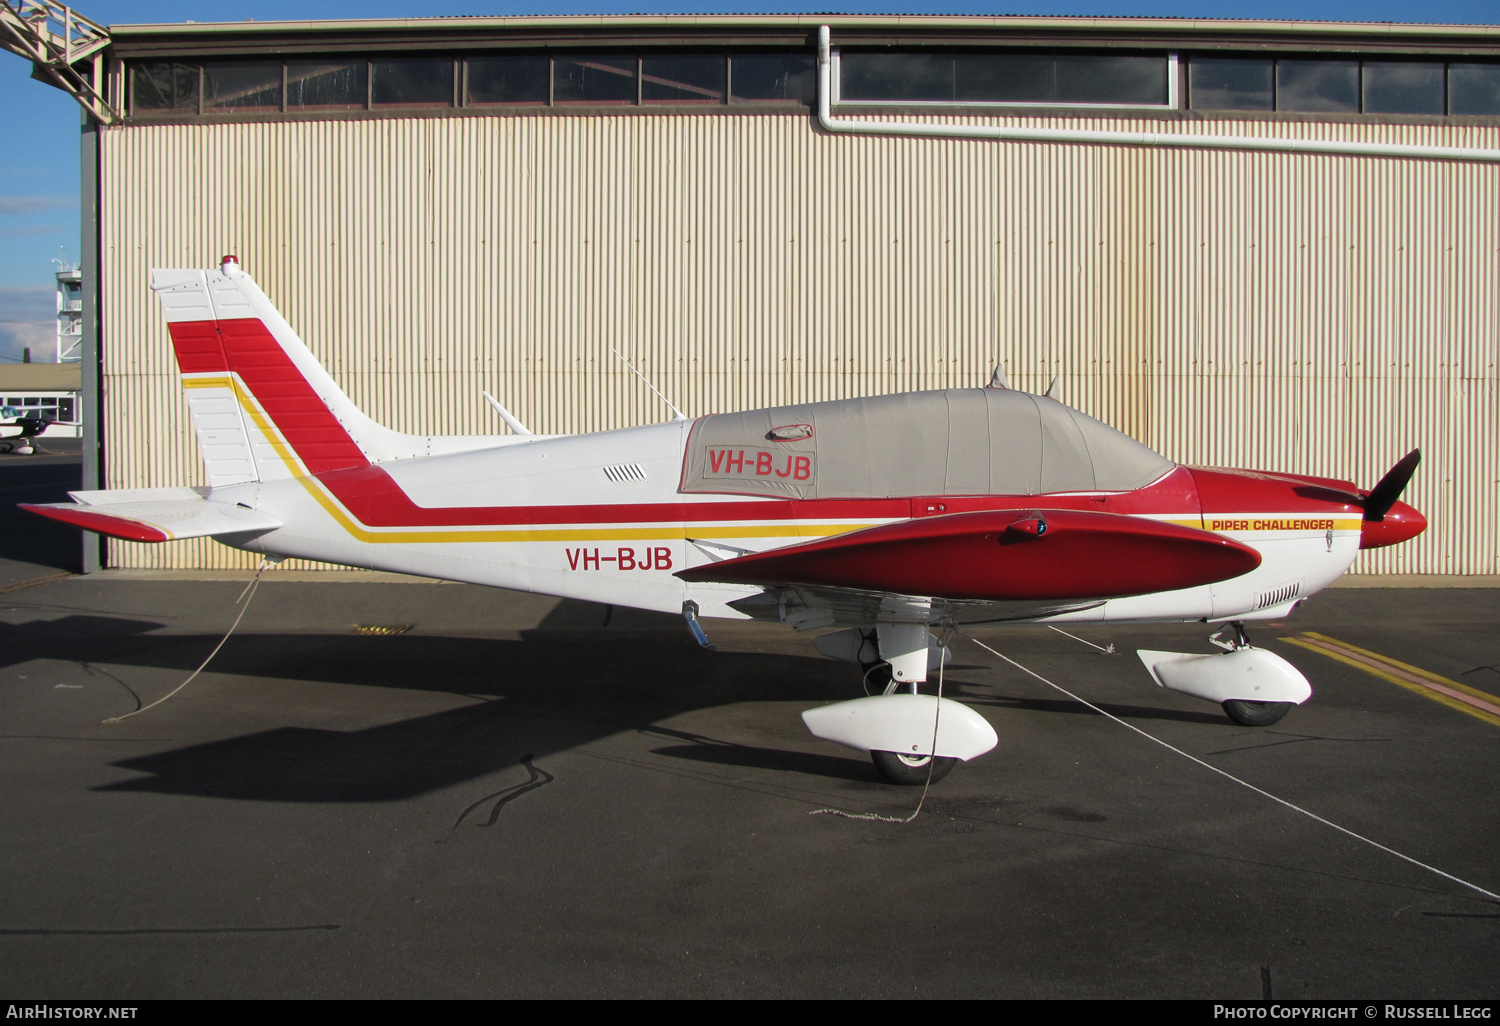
[677,508,1260,602]
[726,585,1104,631]
[21,488,281,543]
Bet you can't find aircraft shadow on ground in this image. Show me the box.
[3,606,1227,802]
[2,615,868,800]
[0,456,85,575]
[640,725,874,782]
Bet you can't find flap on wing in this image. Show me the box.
[677,508,1260,602]
[21,493,281,543]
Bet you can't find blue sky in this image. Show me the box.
[2,0,1497,361]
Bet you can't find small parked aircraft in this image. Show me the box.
[0,405,52,454]
[23,258,1426,783]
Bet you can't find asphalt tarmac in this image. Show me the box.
[1,446,1497,999]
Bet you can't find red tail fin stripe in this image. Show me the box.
[170,317,370,475]
[166,321,230,374]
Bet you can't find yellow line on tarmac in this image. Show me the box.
[1282,631,1500,728]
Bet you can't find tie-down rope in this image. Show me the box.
[965,634,1499,905]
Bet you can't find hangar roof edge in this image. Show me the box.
[108,15,1500,40]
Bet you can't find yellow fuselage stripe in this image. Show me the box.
[181,373,1361,546]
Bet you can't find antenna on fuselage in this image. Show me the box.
[482,391,532,435]
[989,363,1062,399]
[611,349,688,422]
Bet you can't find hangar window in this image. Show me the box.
[837,51,1171,107]
[373,58,455,108]
[1188,57,1500,116]
[123,50,1500,119]
[729,54,816,103]
[1450,64,1500,115]
[287,59,369,110]
[132,61,200,114]
[642,54,726,104]
[1362,62,1446,116]
[1187,58,1273,111]
[466,55,549,105]
[203,61,282,114]
[554,55,637,104]
[1276,60,1360,113]
[842,53,951,101]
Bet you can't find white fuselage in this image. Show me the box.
[207,421,1361,627]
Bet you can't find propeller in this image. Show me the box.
[1362,449,1421,522]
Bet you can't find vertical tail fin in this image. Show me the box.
[153,256,424,485]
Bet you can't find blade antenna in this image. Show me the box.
[482,391,532,435]
[612,349,687,422]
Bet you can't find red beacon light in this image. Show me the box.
[220,254,240,277]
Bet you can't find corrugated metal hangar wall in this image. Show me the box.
[98,113,1499,574]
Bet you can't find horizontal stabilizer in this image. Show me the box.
[677,508,1261,601]
[21,488,281,543]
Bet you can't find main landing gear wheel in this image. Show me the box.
[871,750,957,786]
[1222,699,1292,727]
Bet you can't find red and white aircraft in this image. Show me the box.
[23,258,1426,783]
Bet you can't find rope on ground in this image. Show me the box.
[104,561,268,724]
[1046,624,1115,654]
[965,633,1500,905]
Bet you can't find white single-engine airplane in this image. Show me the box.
[24,258,1426,783]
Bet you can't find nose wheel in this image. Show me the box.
[1211,622,1293,726]
[1222,699,1292,726]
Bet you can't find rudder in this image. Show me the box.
[153,256,425,485]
